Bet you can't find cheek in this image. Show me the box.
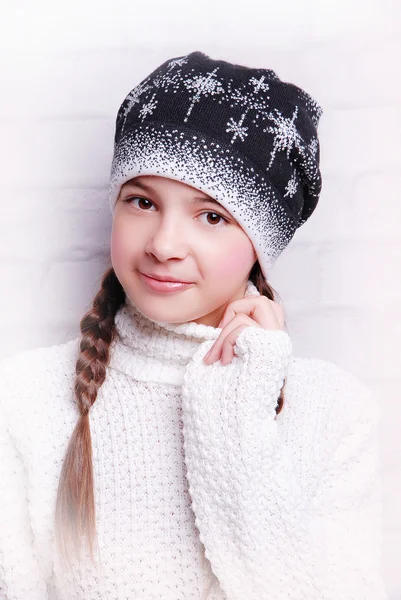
[213,242,255,277]
[110,225,130,268]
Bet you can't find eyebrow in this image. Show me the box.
[122,180,224,207]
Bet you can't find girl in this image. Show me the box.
[0,51,388,599]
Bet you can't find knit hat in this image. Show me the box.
[108,51,323,277]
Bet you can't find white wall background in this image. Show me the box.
[0,0,400,596]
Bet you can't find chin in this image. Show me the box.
[134,303,192,325]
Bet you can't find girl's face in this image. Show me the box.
[110,175,257,327]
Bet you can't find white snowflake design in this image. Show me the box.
[249,75,271,93]
[183,68,225,122]
[226,114,249,143]
[166,57,188,70]
[152,69,183,92]
[148,57,189,93]
[283,169,299,198]
[119,81,152,129]
[263,106,305,170]
[139,93,158,121]
[308,136,319,157]
[229,88,271,115]
[296,90,323,125]
[223,76,273,143]
[227,77,271,114]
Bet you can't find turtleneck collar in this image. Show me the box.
[108,279,260,385]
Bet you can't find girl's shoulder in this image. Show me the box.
[0,336,80,385]
[0,336,81,423]
[284,355,380,448]
[287,354,373,399]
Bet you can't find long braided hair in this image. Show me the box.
[54,260,287,583]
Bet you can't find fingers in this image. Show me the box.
[204,295,285,366]
[204,323,251,365]
[220,342,235,366]
[218,295,283,331]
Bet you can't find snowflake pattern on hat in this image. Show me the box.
[263,106,304,169]
[183,68,225,122]
[284,169,300,199]
[110,51,323,274]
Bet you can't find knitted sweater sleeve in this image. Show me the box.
[181,326,388,600]
[0,360,49,600]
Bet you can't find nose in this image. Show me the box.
[145,216,189,262]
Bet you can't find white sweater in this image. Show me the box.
[0,280,388,600]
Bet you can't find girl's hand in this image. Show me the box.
[203,294,285,366]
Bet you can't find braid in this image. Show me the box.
[54,266,125,570]
[249,261,287,417]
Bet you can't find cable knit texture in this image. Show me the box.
[0,280,388,599]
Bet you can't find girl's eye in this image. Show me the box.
[199,211,228,228]
[123,196,229,228]
[123,196,155,211]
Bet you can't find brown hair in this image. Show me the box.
[54,260,287,582]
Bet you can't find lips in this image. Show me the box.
[139,272,194,293]
[142,272,193,284]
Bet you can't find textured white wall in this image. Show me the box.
[0,0,400,596]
